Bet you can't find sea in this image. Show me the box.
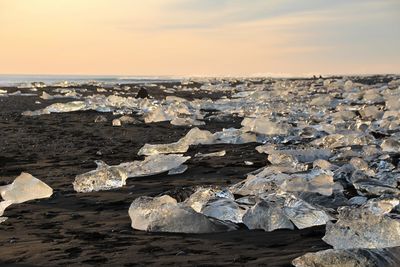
[0,75,182,87]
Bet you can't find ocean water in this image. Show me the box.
[0,75,181,86]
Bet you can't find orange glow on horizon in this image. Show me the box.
[0,0,399,76]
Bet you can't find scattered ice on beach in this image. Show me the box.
[11,75,400,263]
[0,173,53,222]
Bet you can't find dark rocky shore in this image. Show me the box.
[1,75,398,266]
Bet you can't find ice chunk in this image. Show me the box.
[364,197,399,215]
[264,148,332,163]
[243,200,294,231]
[310,95,334,106]
[129,195,177,231]
[167,164,188,175]
[138,140,190,156]
[0,173,53,204]
[386,98,400,110]
[230,172,287,196]
[112,118,122,126]
[201,198,247,223]
[359,105,383,120]
[144,106,173,123]
[381,139,400,153]
[0,200,12,217]
[129,196,238,233]
[138,128,215,155]
[94,115,108,123]
[213,128,257,144]
[0,173,53,222]
[280,169,334,196]
[171,117,205,126]
[352,178,400,197]
[74,155,190,192]
[120,154,190,177]
[23,101,87,116]
[313,159,337,171]
[312,133,375,148]
[138,127,259,156]
[292,247,400,267]
[283,194,331,229]
[348,196,368,206]
[195,150,226,158]
[73,161,128,193]
[323,204,400,249]
[241,117,290,135]
[117,115,139,125]
[230,169,334,197]
[184,187,234,213]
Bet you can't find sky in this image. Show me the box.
[0,0,399,77]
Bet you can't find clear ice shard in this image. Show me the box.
[292,247,400,267]
[73,154,190,192]
[129,196,238,233]
[242,200,294,231]
[323,202,400,249]
[0,173,53,222]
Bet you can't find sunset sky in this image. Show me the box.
[0,0,399,76]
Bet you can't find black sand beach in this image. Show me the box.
[0,83,331,266]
